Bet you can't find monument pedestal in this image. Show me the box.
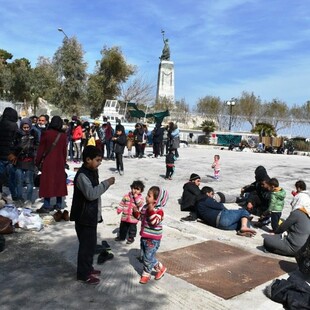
[156,60,175,103]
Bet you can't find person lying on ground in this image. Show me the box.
[196,186,256,237]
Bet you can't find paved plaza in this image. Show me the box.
[1,145,310,309]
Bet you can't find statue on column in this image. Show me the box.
[160,30,170,61]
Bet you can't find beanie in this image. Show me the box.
[189,173,201,181]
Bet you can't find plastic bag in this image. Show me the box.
[18,210,43,231]
[0,205,19,225]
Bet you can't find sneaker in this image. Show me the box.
[155,265,167,280]
[114,170,119,174]
[90,269,101,276]
[62,210,70,221]
[78,275,100,285]
[126,237,134,244]
[119,170,124,176]
[139,274,151,284]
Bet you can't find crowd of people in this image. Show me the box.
[1,106,309,287]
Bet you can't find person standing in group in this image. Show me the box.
[126,130,135,158]
[112,126,126,175]
[0,107,18,202]
[167,122,180,158]
[35,114,48,141]
[13,118,39,207]
[70,145,115,285]
[211,154,220,180]
[81,121,91,155]
[133,186,168,284]
[115,180,145,244]
[104,122,113,160]
[72,119,83,163]
[165,149,176,180]
[134,123,144,158]
[35,116,68,213]
[152,122,164,158]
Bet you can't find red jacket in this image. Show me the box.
[72,125,83,141]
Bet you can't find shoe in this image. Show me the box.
[62,210,70,221]
[115,236,125,241]
[180,215,197,222]
[78,275,100,285]
[126,238,134,244]
[119,170,124,176]
[97,250,114,264]
[37,207,53,214]
[90,269,101,276]
[114,170,119,174]
[53,210,63,222]
[155,265,167,280]
[139,274,151,284]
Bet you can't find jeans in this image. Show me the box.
[115,153,124,172]
[218,209,250,231]
[15,168,34,201]
[73,141,81,160]
[0,161,17,198]
[140,238,160,274]
[43,197,62,209]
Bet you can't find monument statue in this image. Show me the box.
[160,30,170,61]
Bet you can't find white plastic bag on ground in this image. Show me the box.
[18,209,43,231]
[0,205,19,225]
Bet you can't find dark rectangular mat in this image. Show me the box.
[157,240,297,299]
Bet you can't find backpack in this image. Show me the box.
[295,235,310,275]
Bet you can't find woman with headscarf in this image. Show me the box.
[35,116,68,212]
[13,118,39,206]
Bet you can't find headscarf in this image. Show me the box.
[155,188,169,208]
[20,118,32,129]
[49,116,63,131]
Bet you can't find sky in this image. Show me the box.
[1,0,310,110]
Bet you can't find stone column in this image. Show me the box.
[156,60,175,103]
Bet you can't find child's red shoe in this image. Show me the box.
[139,273,151,284]
[155,265,167,280]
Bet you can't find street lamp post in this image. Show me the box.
[226,100,236,131]
[58,28,68,39]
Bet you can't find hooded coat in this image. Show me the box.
[0,107,18,161]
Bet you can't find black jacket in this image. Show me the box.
[180,181,201,212]
[70,165,100,226]
[0,107,18,161]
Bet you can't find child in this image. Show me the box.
[70,146,115,285]
[133,186,168,284]
[211,155,220,179]
[116,180,145,244]
[126,130,135,158]
[112,127,126,175]
[180,173,201,221]
[291,180,310,211]
[165,149,176,180]
[258,178,286,232]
